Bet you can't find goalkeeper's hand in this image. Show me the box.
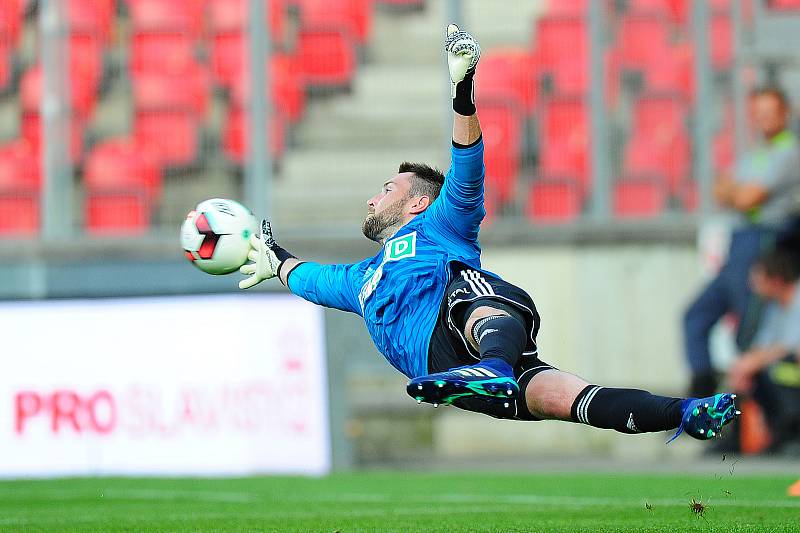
[238,219,281,289]
[445,23,481,114]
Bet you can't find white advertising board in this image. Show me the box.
[0,294,330,477]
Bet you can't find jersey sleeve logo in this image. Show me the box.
[385,232,417,262]
[358,265,383,311]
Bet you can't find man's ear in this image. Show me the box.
[408,196,431,214]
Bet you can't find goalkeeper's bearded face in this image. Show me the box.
[363,172,417,243]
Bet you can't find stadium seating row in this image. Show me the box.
[0,0,416,234]
[478,0,752,223]
[1,0,798,234]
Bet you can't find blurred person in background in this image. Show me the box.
[684,87,800,398]
[729,246,800,454]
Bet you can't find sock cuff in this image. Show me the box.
[471,315,503,344]
[570,385,603,424]
[470,313,525,347]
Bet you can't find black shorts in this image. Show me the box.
[427,261,556,420]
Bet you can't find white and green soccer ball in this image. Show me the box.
[181,198,258,275]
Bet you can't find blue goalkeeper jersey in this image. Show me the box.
[287,140,488,378]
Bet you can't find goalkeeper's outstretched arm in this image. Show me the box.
[238,220,360,314]
[446,24,482,146]
[422,24,486,244]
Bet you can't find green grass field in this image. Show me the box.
[1,471,798,532]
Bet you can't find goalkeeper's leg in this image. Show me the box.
[526,369,739,440]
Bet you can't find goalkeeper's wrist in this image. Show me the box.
[270,244,294,264]
[453,69,476,116]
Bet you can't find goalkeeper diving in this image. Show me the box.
[239,25,738,441]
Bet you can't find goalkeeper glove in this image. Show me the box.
[238,219,294,289]
[445,23,481,116]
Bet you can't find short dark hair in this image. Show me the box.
[751,86,790,109]
[399,162,445,202]
[755,246,800,283]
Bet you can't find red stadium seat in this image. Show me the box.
[478,47,538,114]
[643,43,694,101]
[0,0,22,48]
[132,63,209,115]
[130,31,197,74]
[85,194,151,235]
[541,96,588,146]
[527,176,583,223]
[710,13,732,70]
[616,14,672,70]
[534,16,587,67]
[230,53,305,124]
[222,105,287,164]
[134,111,202,167]
[68,32,105,115]
[768,0,800,9]
[131,61,209,167]
[613,177,668,218]
[208,0,289,88]
[295,26,357,88]
[479,100,523,203]
[0,37,11,92]
[297,0,373,45]
[539,96,590,189]
[0,140,40,191]
[209,31,245,89]
[128,0,205,37]
[67,0,115,43]
[622,134,690,193]
[0,195,38,235]
[632,93,687,139]
[532,16,587,94]
[0,140,40,235]
[20,112,86,162]
[21,63,98,121]
[85,137,161,199]
[545,0,588,16]
[628,95,690,192]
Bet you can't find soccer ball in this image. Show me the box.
[181,198,258,275]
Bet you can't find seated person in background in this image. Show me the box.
[684,88,800,398]
[729,246,800,453]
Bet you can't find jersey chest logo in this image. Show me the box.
[358,232,417,311]
[384,232,417,261]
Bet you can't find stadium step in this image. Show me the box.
[294,65,443,149]
[274,147,444,227]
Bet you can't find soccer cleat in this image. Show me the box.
[406,358,518,407]
[669,393,740,443]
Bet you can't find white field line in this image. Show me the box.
[1,488,799,510]
[0,487,258,503]
[303,492,800,509]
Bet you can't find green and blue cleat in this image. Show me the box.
[670,393,741,442]
[407,359,518,408]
